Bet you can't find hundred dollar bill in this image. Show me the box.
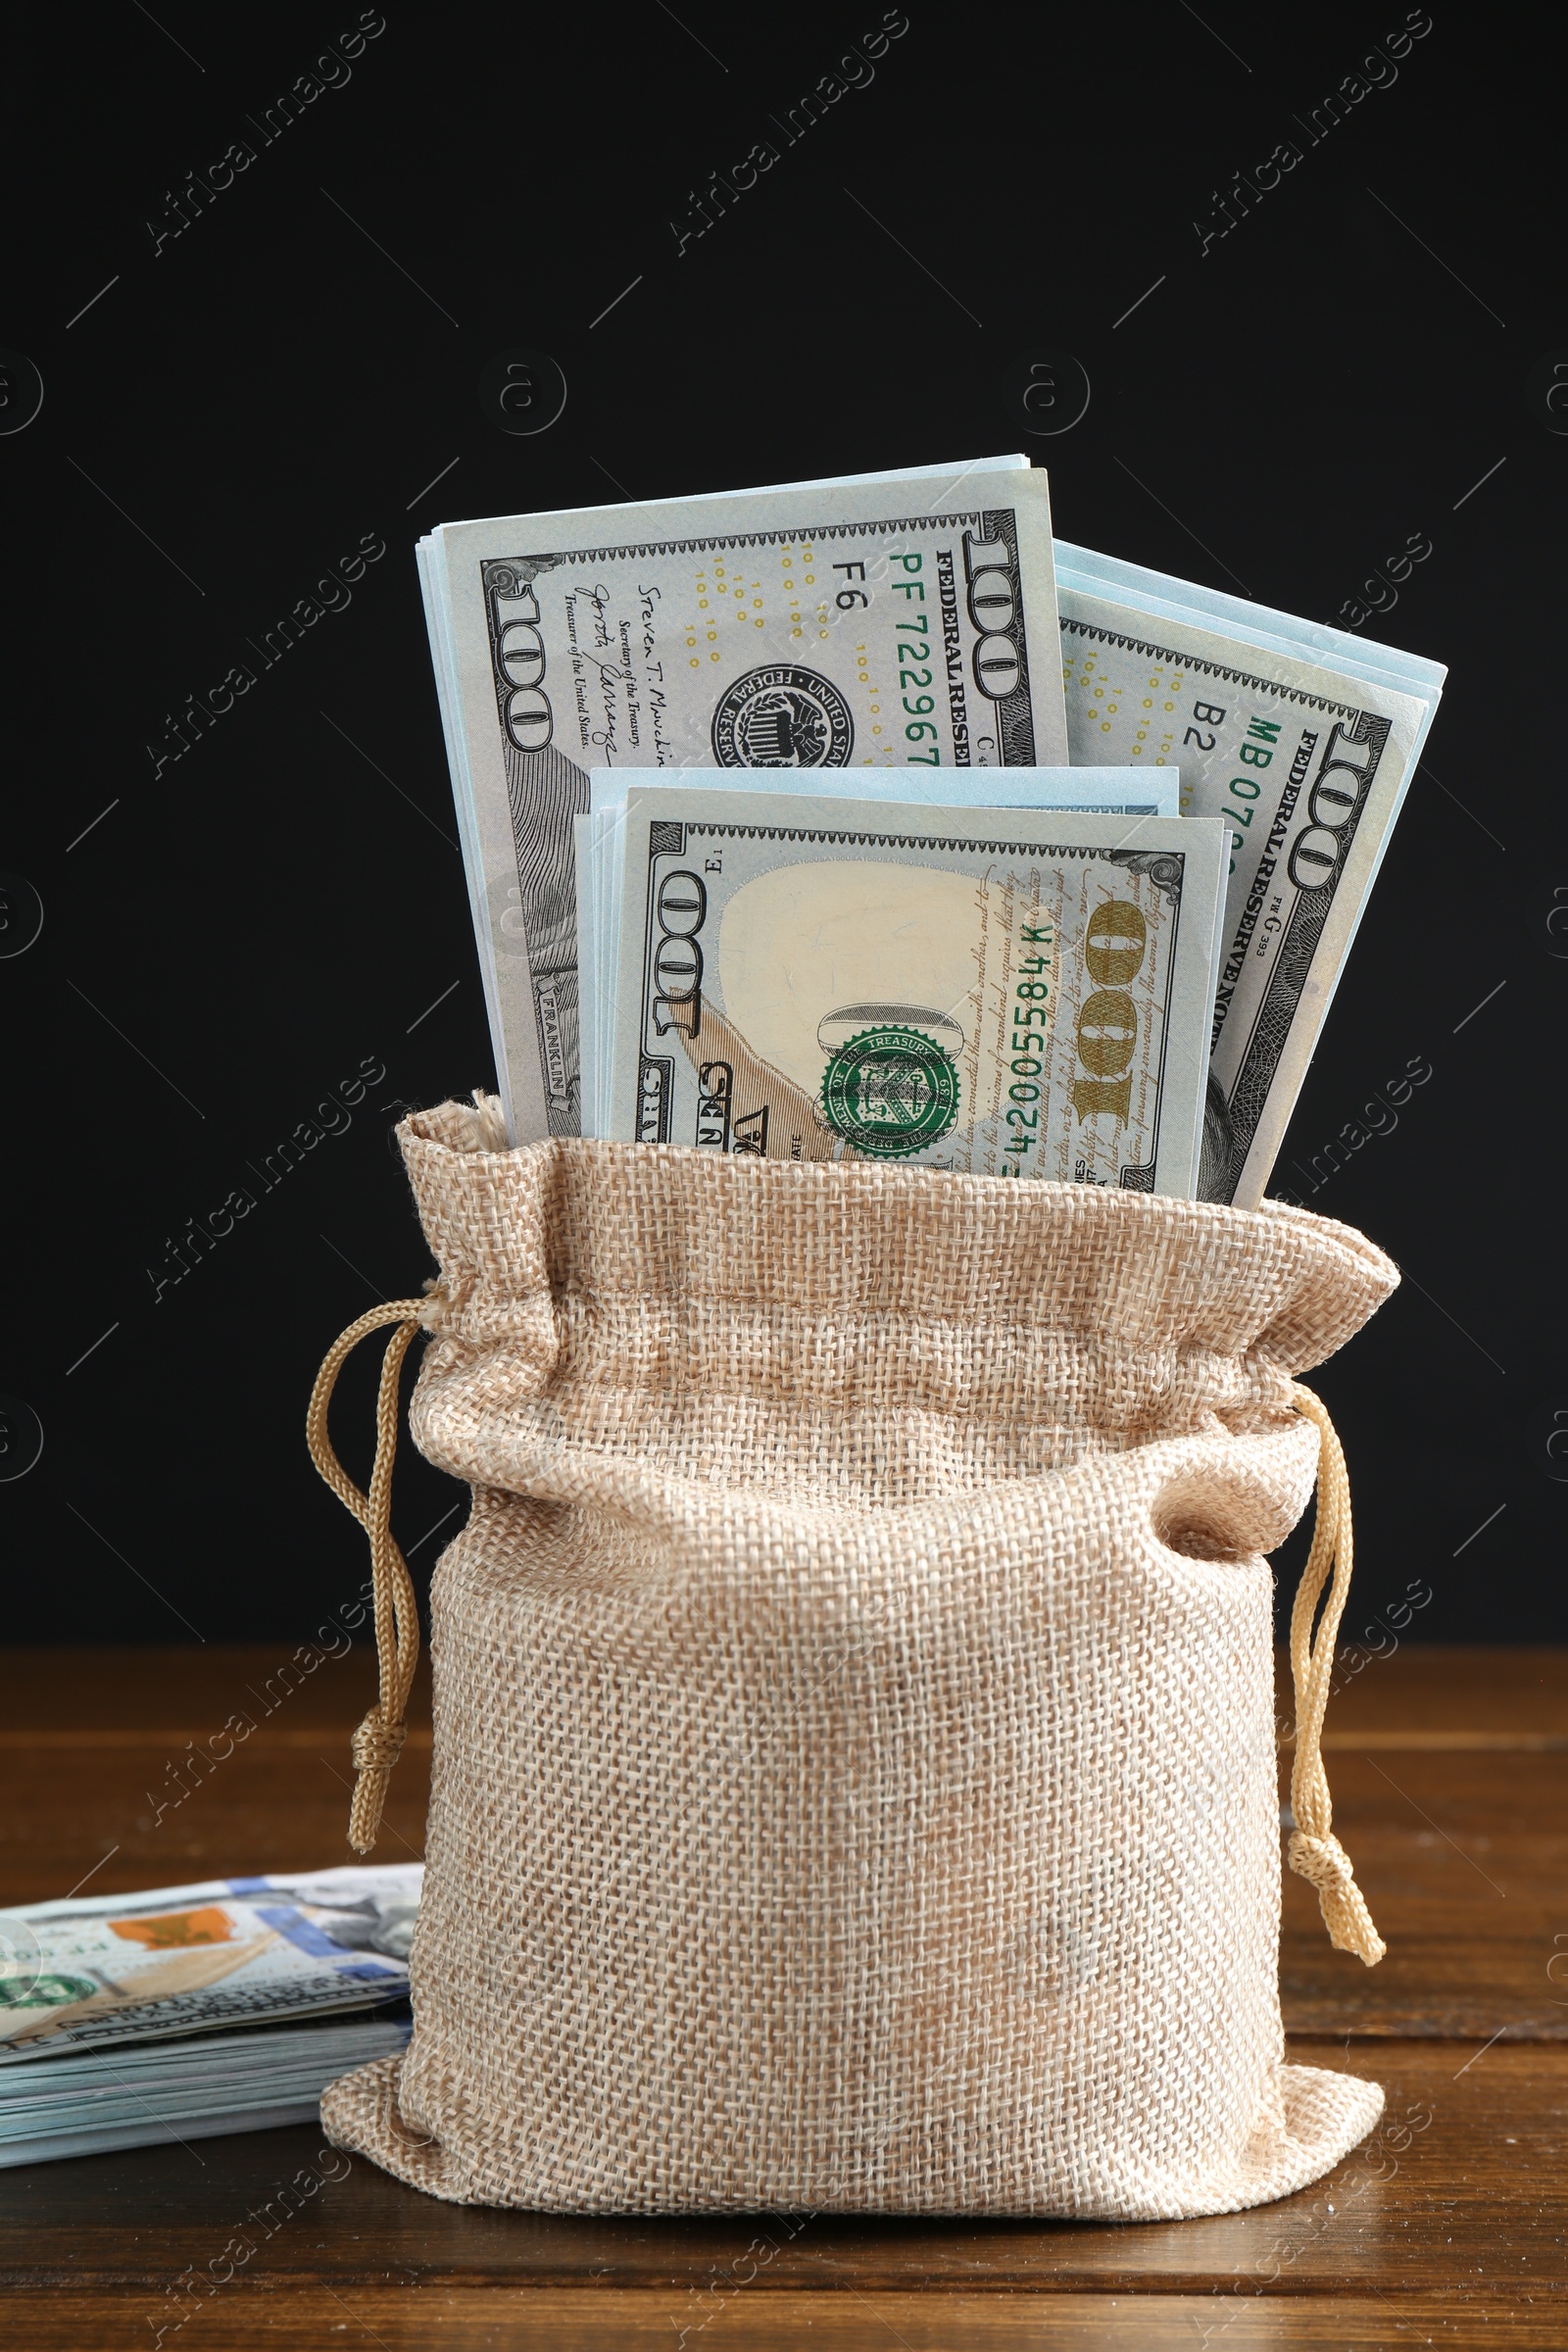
[1054,541,1446,1208]
[576,765,1181,1141]
[417,459,1069,1143]
[0,1866,419,2065]
[605,790,1229,1196]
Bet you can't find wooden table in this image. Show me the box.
[1,1645,1563,2348]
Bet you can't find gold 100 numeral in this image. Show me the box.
[1071,901,1150,1123]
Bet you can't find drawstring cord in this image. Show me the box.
[1287,1383,1385,1967]
[307,1298,439,1852]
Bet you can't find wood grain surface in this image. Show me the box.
[1,1645,1563,2348]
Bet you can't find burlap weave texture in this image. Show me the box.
[321,1102,1397,2217]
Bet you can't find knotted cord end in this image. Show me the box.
[348,1705,409,1854]
[1288,1828,1387,1968]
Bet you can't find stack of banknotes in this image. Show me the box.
[418,455,1445,1206]
[0,1867,418,2165]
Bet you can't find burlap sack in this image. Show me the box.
[315,1098,1397,2219]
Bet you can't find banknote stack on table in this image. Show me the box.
[419,455,1445,1202]
[0,1868,418,2165]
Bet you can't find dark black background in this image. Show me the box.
[6,2,1564,1644]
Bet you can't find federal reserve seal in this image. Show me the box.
[711,664,854,767]
[820,1025,960,1158]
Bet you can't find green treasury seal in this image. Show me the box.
[820,1025,960,1158]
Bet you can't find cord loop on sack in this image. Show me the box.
[306,1296,441,1852]
[1287,1383,1386,1968]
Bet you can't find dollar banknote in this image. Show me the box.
[0,1866,419,2065]
[599,790,1229,1196]
[575,766,1181,1140]
[1054,540,1446,1208]
[417,459,1069,1142]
